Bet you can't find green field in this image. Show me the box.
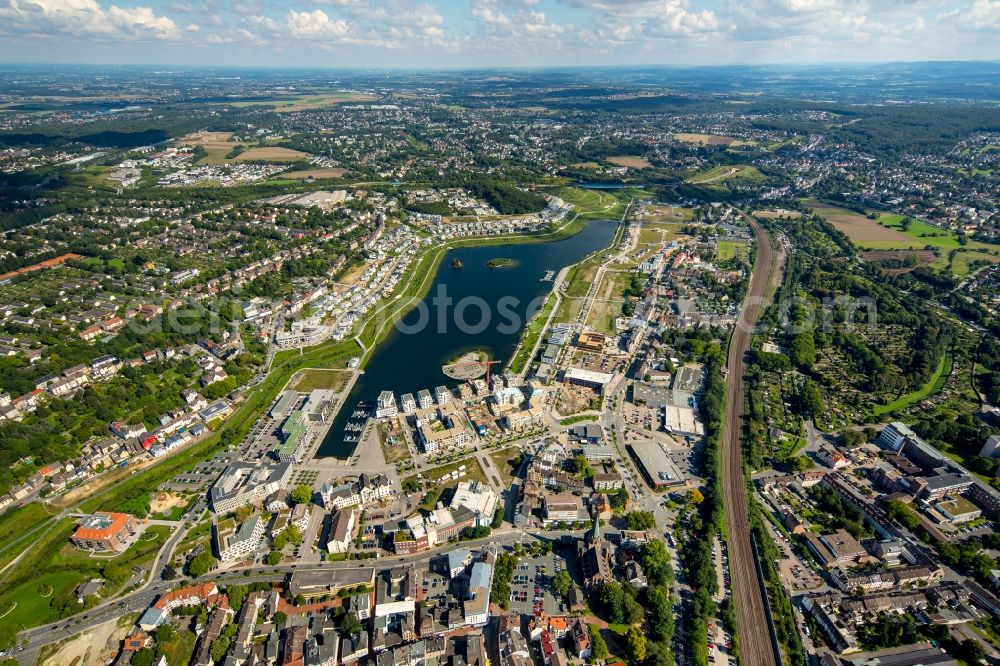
[716,240,749,261]
[292,368,353,393]
[685,165,764,185]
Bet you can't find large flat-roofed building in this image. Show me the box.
[663,405,705,437]
[541,493,587,525]
[672,365,704,393]
[417,415,469,454]
[805,529,867,567]
[450,481,498,527]
[289,568,376,600]
[838,642,957,666]
[273,410,308,462]
[71,512,138,551]
[563,368,614,394]
[209,461,293,514]
[629,440,685,488]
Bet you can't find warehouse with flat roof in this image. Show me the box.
[628,439,685,488]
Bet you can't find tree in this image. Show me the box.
[686,489,704,505]
[589,624,609,661]
[273,612,288,626]
[625,511,656,531]
[227,584,248,612]
[572,455,593,478]
[598,581,624,623]
[610,486,629,510]
[622,594,643,625]
[188,552,215,577]
[291,485,313,505]
[155,624,178,645]
[340,611,363,637]
[266,551,282,566]
[792,455,813,472]
[132,647,156,666]
[552,570,573,599]
[209,637,232,662]
[626,625,647,663]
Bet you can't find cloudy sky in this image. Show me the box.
[0,0,998,67]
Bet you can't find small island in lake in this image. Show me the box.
[451,258,463,269]
[486,257,517,269]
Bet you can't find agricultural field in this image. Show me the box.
[674,133,750,147]
[753,209,803,220]
[278,167,349,180]
[805,199,1000,275]
[685,164,764,184]
[234,147,311,162]
[861,250,938,274]
[606,155,652,169]
[292,368,353,393]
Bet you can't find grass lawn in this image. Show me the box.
[873,351,952,417]
[717,240,749,262]
[950,251,1000,277]
[508,291,556,374]
[404,457,489,511]
[159,628,197,666]
[0,503,58,568]
[293,368,352,393]
[1,570,84,628]
[489,447,522,485]
[638,223,683,245]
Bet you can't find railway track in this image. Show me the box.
[721,216,781,666]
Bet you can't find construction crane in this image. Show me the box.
[482,359,502,388]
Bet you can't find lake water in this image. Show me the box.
[317,219,618,458]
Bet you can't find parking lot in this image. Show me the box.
[507,553,566,617]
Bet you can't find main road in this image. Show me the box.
[720,215,781,666]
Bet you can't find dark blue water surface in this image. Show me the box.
[317,219,618,458]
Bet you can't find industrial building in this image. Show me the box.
[628,439,685,488]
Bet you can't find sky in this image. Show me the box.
[0,0,998,68]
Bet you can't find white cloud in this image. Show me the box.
[944,0,1000,30]
[285,8,351,38]
[0,0,181,39]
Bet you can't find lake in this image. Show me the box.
[316,219,618,458]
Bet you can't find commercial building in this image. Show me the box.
[805,529,868,567]
[629,439,685,488]
[70,512,138,552]
[576,331,606,352]
[209,461,293,514]
[450,481,498,527]
[541,493,587,525]
[563,368,614,394]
